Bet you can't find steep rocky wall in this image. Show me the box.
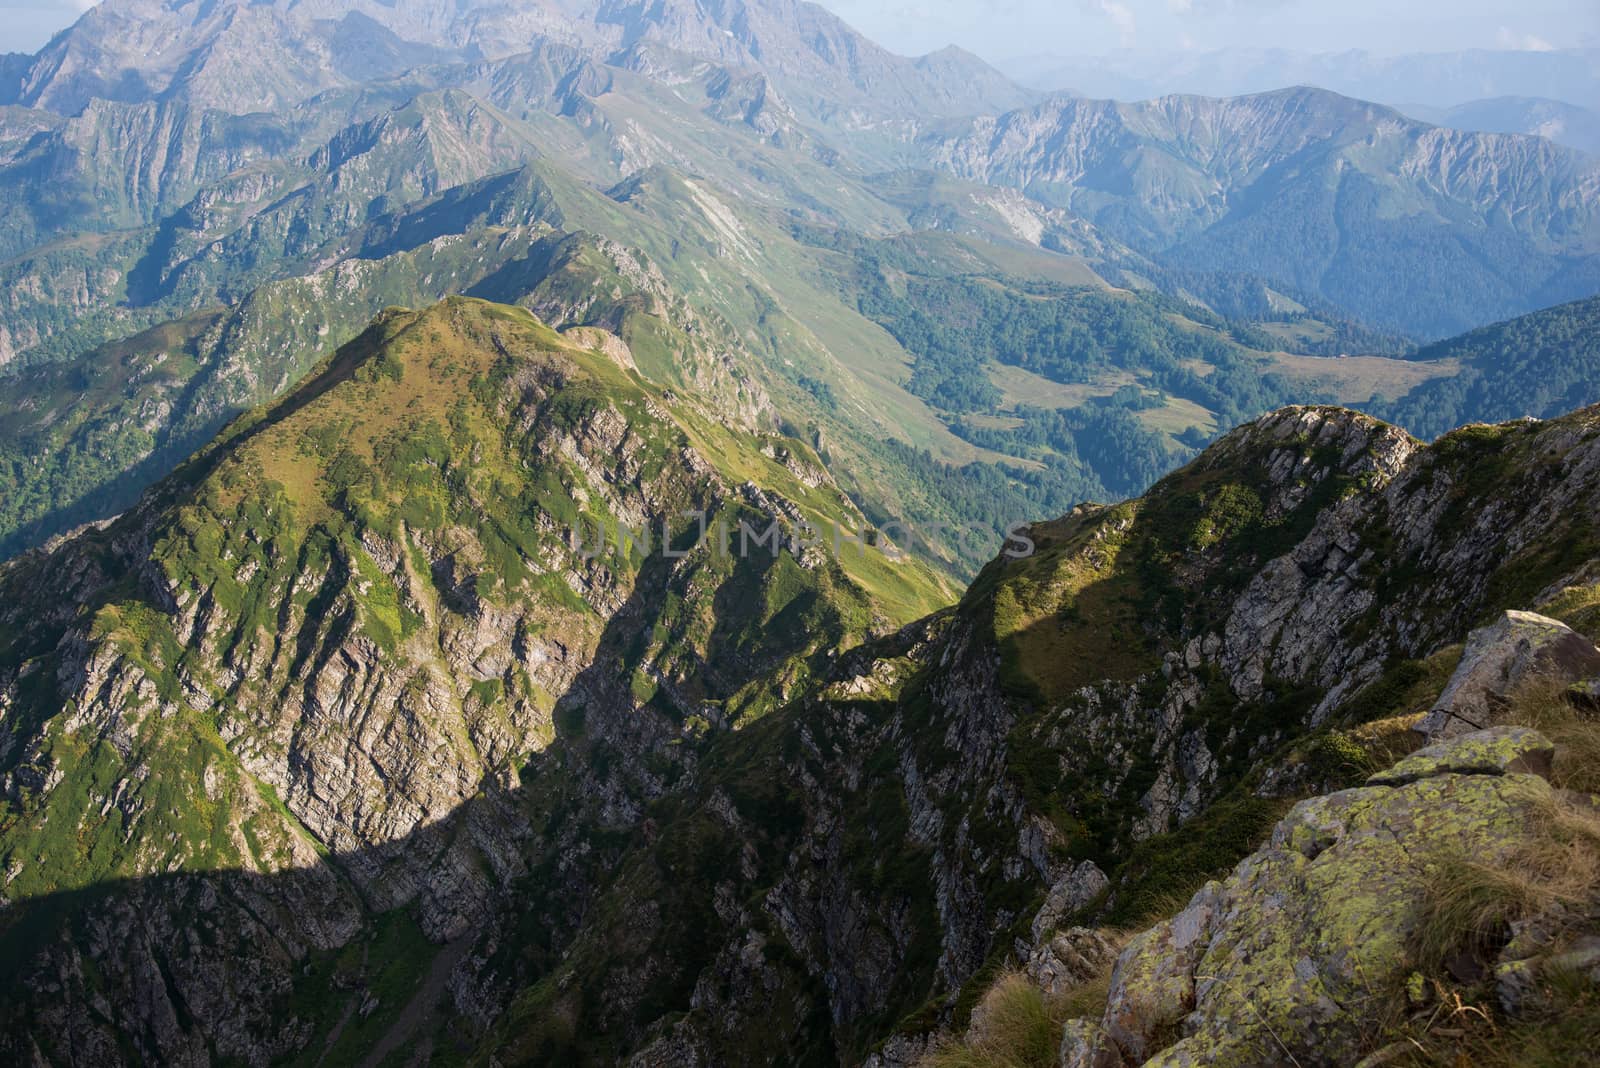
[5,396,1600,1067]
[0,298,940,1065]
[489,405,1600,1064]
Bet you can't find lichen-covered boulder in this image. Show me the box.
[1367,726,1555,786]
[1417,611,1600,739]
[1060,727,1556,1068]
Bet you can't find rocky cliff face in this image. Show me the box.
[0,297,950,1064]
[2,301,1599,1065]
[451,404,1600,1064]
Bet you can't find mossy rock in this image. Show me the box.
[1065,728,1557,1068]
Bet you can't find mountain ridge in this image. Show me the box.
[927,85,1600,336]
[4,0,1033,123]
[3,300,1599,1061]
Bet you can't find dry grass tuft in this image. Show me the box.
[922,972,1063,1068]
[1349,713,1429,767]
[1056,960,1118,1024]
[1537,579,1600,644]
[920,953,1122,1068]
[1415,789,1600,975]
[1502,675,1600,794]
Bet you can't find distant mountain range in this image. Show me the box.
[1405,95,1600,156]
[1003,45,1600,114]
[0,8,1593,347]
[1,0,1031,121]
[925,88,1600,337]
[3,3,1600,1065]
[1003,47,1600,153]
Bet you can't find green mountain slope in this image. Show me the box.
[927,87,1600,337]
[5,384,1599,1064]
[1377,294,1600,438]
[0,223,564,556]
[0,296,952,1062]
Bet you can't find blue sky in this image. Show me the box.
[818,0,1597,60]
[3,0,1595,58]
[4,0,92,53]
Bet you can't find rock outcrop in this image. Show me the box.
[1021,862,1119,998]
[1024,927,1121,999]
[6,389,1600,1067]
[1417,610,1600,739]
[1031,862,1111,945]
[1061,728,1561,1068]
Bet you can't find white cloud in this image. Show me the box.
[1496,26,1555,51]
[1094,0,1138,45]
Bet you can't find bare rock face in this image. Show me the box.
[1417,610,1600,739]
[1059,728,1558,1068]
[1031,861,1111,944]
[1024,927,1120,999]
[560,325,637,371]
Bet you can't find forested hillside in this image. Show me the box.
[1378,295,1600,437]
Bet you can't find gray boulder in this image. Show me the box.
[1060,727,1558,1068]
[1032,861,1111,944]
[1024,927,1120,998]
[1417,611,1600,739]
